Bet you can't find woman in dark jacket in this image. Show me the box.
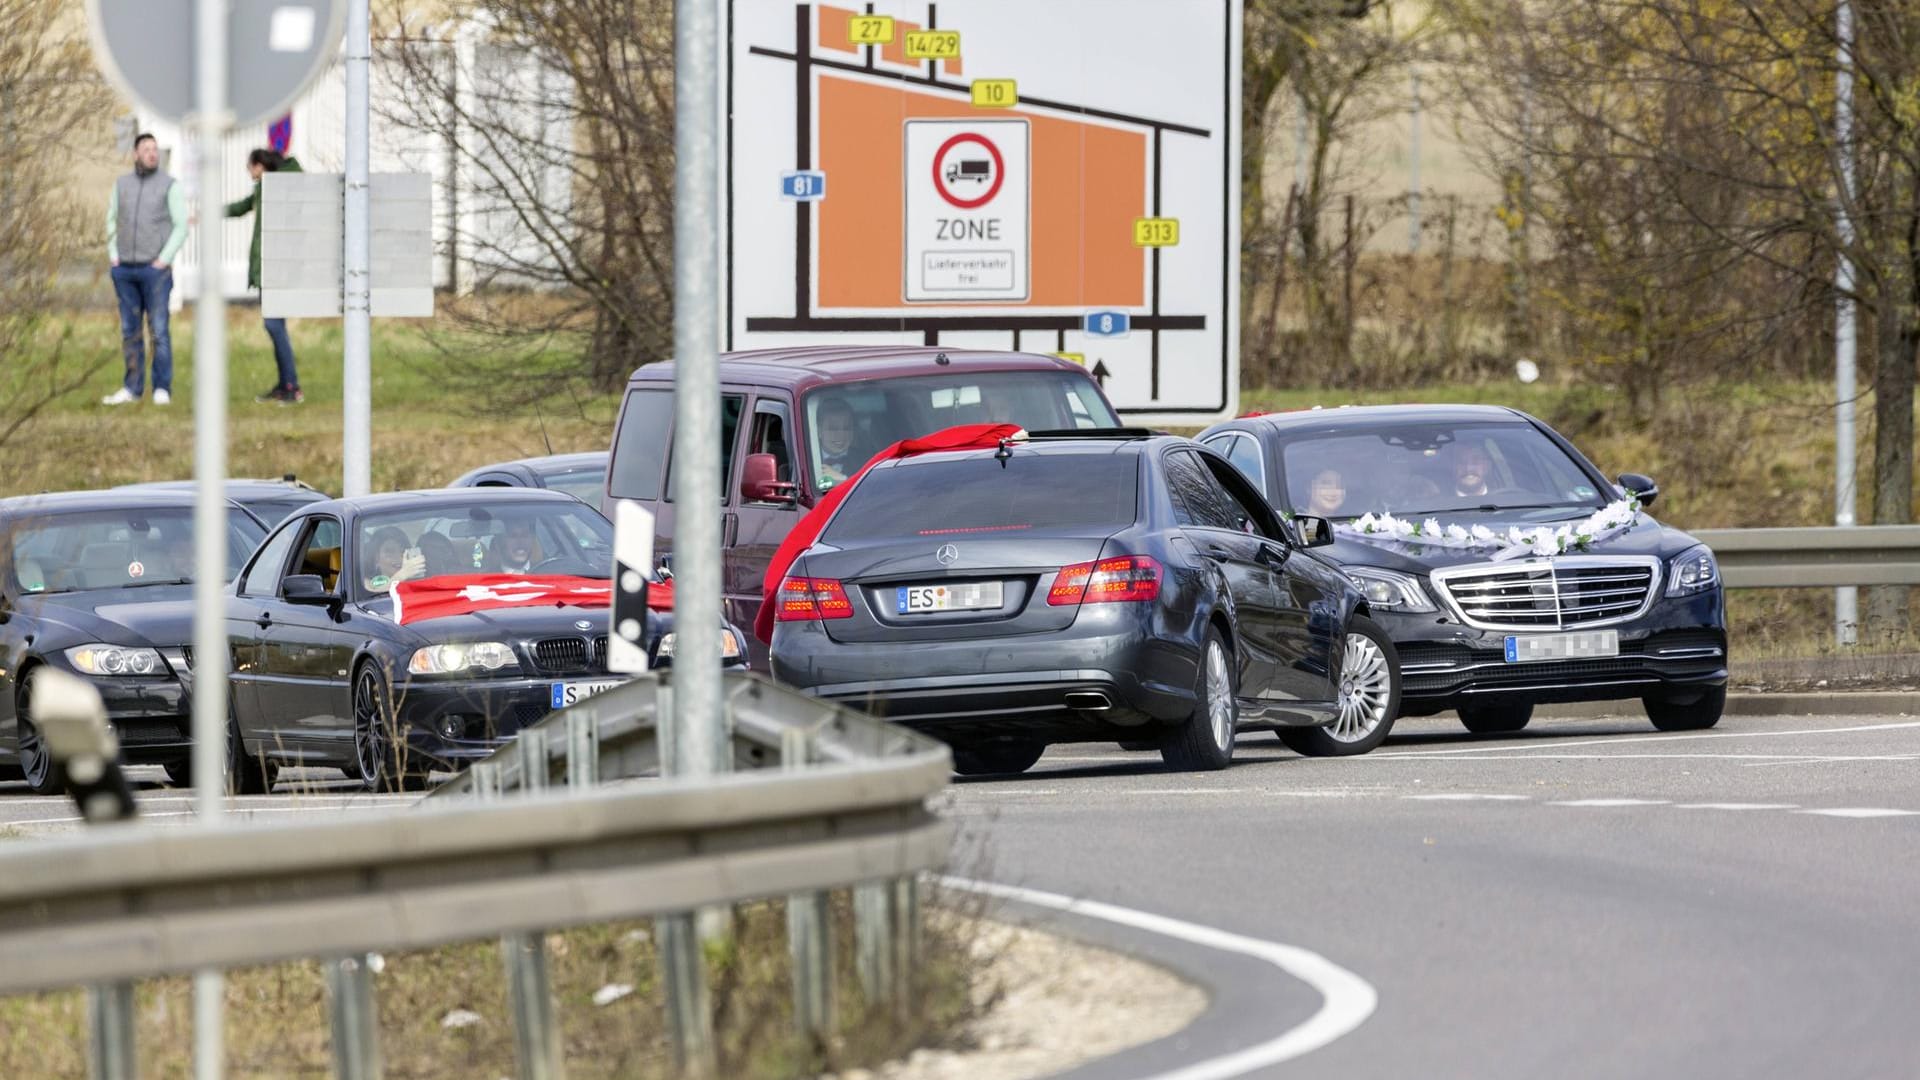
[227,148,305,404]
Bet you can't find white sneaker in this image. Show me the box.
[101,388,135,406]
[153,389,171,406]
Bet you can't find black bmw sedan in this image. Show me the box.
[1200,405,1727,733]
[769,432,1400,774]
[229,489,745,792]
[0,491,267,793]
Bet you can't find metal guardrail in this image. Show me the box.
[0,672,954,1079]
[1693,525,1920,588]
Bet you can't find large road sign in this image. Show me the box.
[260,172,435,318]
[721,0,1242,424]
[86,0,345,128]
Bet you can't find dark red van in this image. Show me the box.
[603,347,1122,667]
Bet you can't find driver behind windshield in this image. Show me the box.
[1452,445,1493,499]
[815,398,862,489]
[486,517,542,574]
[1307,468,1347,517]
[364,526,426,591]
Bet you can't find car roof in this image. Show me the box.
[868,433,1177,471]
[116,478,328,498]
[296,487,588,518]
[1218,403,1531,434]
[628,346,1087,390]
[460,451,607,476]
[0,489,244,516]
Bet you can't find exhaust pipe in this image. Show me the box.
[1065,691,1111,711]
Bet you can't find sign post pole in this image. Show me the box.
[343,0,372,497]
[189,2,230,1076]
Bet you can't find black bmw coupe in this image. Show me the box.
[0,491,267,793]
[1200,405,1727,733]
[769,431,1400,774]
[228,489,746,792]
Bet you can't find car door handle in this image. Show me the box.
[1257,544,1289,566]
[1205,544,1234,559]
[255,611,273,628]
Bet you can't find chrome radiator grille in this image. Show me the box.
[1431,557,1661,631]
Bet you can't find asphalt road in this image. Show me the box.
[3,710,1916,1078]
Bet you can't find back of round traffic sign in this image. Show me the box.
[86,0,345,128]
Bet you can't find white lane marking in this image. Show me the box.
[940,876,1376,1077]
[1123,788,1253,796]
[1673,803,1801,811]
[1400,793,1530,801]
[1549,798,1669,807]
[3,804,406,827]
[1795,808,1920,819]
[1353,752,1920,763]
[1373,720,1920,758]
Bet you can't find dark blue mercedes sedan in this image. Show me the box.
[769,431,1399,775]
[1200,405,1727,734]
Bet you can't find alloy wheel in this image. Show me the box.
[17,709,51,792]
[1206,639,1234,751]
[353,668,389,787]
[1331,632,1392,743]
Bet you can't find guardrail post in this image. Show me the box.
[326,955,381,1080]
[471,759,502,800]
[781,728,835,1038]
[566,710,598,789]
[658,913,716,1076]
[492,733,565,1080]
[854,875,921,1017]
[87,981,135,1080]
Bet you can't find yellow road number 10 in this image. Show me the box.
[971,79,1017,108]
[849,15,894,44]
[905,30,961,59]
[1133,218,1181,247]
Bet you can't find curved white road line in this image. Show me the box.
[939,875,1376,1078]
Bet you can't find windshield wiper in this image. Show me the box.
[117,578,195,588]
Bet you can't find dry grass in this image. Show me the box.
[0,895,983,1079]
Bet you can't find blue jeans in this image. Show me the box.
[111,264,173,396]
[263,317,299,390]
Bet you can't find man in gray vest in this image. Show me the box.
[103,133,189,406]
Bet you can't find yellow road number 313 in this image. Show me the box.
[1133,218,1180,247]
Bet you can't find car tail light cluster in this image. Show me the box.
[774,576,854,621]
[1047,556,1162,606]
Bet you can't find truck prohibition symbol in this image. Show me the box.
[945,158,993,184]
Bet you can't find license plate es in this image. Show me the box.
[895,581,1003,614]
[1505,630,1619,662]
[550,679,625,709]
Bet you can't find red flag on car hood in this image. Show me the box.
[392,573,672,626]
[755,423,1025,643]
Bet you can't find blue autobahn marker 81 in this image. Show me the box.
[781,170,827,201]
[1083,310,1130,338]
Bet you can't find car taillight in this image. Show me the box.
[1047,556,1161,606]
[774,576,854,621]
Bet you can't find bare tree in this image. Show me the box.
[0,0,116,447]
[378,0,677,412]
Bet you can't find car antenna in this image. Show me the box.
[534,402,554,456]
[994,436,1015,466]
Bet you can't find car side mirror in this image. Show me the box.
[281,574,336,604]
[1617,473,1659,508]
[740,452,799,505]
[1292,515,1336,548]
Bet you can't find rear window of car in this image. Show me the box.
[822,451,1138,541]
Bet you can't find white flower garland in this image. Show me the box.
[1336,498,1642,562]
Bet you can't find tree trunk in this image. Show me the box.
[1867,295,1917,640]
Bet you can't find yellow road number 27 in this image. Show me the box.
[971,79,1017,108]
[1133,218,1181,247]
[905,30,961,59]
[849,15,894,44]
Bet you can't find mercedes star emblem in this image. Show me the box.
[935,544,960,565]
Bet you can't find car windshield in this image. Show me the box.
[823,451,1138,541]
[353,500,615,597]
[541,469,606,503]
[6,507,264,594]
[247,496,319,528]
[804,372,1118,493]
[1279,421,1609,519]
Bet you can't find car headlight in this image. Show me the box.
[1666,545,1719,596]
[66,644,165,676]
[1346,567,1436,612]
[408,642,518,675]
[655,629,744,660]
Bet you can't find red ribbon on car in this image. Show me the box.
[392,573,673,626]
[754,423,1025,644]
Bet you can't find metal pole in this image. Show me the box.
[88,982,136,1080]
[326,956,382,1080]
[1834,0,1859,646]
[781,729,834,1038]
[343,0,373,497]
[191,0,231,1074]
[1407,69,1421,256]
[669,0,724,783]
